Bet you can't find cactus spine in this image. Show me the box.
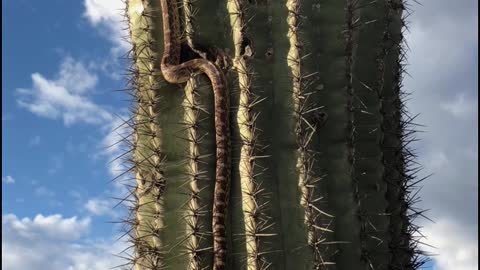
[122,0,428,269]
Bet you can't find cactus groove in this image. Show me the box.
[122,0,428,269]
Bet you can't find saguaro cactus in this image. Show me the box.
[122,0,427,269]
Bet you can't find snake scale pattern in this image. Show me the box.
[159,0,231,269]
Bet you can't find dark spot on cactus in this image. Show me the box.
[265,47,274,61]
[267,15,273,24]
[312,111,328,128]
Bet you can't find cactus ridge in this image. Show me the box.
[226,0,276,269]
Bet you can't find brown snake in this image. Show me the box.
[159,0,231,269]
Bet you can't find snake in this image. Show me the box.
[159,0,231,269]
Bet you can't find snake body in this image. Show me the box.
[159,1,231,269]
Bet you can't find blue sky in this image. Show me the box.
[2,0,125,227]
[2,0,478,269]
[2,1,131,267]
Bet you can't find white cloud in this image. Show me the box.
[2,175,15,184]
[56,57,98,94]
[2,213,127,270]
[422,219,478,270]
[83,0,122,25]
[2,214,90,241]
[15,55,131,204]
[84,198,115,217]
[441,93,478,118]
[16,57,113,126]
[82,0,133,80]
[83,0,129,51]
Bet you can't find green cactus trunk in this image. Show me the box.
[124,0,426,269]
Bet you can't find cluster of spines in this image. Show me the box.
[182,78,212,270]
[340,0,430,268]
[344,3,357,263]
[119,0,168,269]
[345,0,430,268]
[381,0,431,268]
[286,0,335,268]
[227,1,274,269]
[344,1,367,269]
[181,1,213,268]
[372,0,400,269]
[344,0,390,269]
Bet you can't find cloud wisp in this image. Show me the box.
[440,93,478,118]
[422,219,478,270]
[2,213,128,270]
[15,55,133,227]
[84,198,120,218]
[2,175,16,184]
[14,55,131,179]
[83,0,130,53]
[15,57,112,126]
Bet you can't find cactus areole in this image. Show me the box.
[124,0,427,269]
